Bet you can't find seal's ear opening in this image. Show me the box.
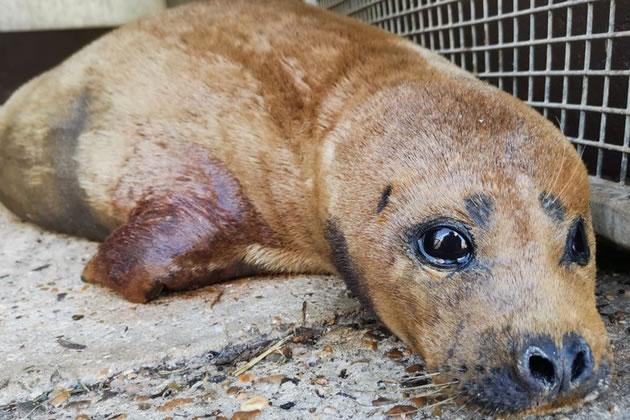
[561,218,590,266]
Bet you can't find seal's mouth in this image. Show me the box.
[438,360,611,415]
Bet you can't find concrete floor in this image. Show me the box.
[0,202,629,420]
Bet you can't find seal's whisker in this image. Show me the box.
[344,379,452,394]
[400,380,459,391]
[343,386,407,393]
[399,372,442,382]
[555,163,581,199]
[388,396,458,418]
[425,396,456,409]
[406,389,446,399]
[544,144,567,199]
[555,144,587,199]
[344,397,402,408]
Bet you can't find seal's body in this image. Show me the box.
[0,0,612,415]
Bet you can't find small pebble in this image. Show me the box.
[237,373,254,383]
[156,398,194,412]
[372,397,395,406]
[279,402,295,410]
[313,376,328,386]
[405,364,423,374]
[227,386,240,395]
[361,340,377,351]
[386,349,403,359]
[50,391,71,407]
[280,377,300,386]
[72,314,84,321]
[240,396,269,412]
[386,405,416,416]
[231,410,261,420]
[257,374,285,383]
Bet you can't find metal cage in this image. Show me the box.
[319,0,630,247]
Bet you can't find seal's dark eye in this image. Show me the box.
[417,226,473,268]
[563,218,590,266]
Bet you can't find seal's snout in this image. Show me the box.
[514,333,597,404]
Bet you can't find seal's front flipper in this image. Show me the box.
[81,192,272,303]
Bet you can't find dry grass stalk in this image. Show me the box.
[233,334,292,377]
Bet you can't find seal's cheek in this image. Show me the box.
[364,264,461,365]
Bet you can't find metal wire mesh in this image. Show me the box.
[319,0,630,185]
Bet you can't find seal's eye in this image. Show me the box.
[417,226,473,268]
[563,218,590,266]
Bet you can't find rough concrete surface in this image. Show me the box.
[0,201,629,420]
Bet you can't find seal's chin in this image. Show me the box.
[448,361,611,416]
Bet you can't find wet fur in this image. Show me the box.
[0,0,611,415]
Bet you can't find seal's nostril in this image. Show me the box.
[529,355,556,386]
[571,350,586,382]
[562,333,595,389]
[516,336,561,395]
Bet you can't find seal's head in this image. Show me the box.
[324,80,612,415]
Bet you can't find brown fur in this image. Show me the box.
[0,0,611,415]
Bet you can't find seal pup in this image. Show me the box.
[0,0,611,415]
